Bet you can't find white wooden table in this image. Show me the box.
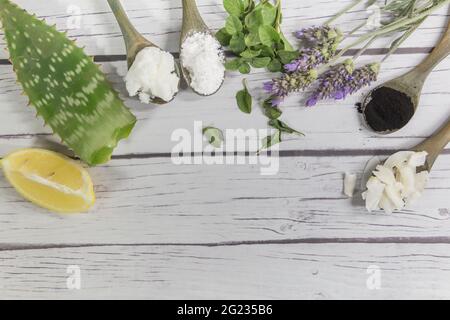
[0,0,449,299]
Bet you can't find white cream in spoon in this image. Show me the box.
[125,47,179,103]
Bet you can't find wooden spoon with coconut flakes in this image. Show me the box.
[361,116,450,193]
[358,118,450,213]
[107,0,180,104]
[366,116,450,176]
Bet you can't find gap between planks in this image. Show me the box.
[4,236,450,252]
[0,149,448,160]
[0,47,437,65]
[110,149,450,160]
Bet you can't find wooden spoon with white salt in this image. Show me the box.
[180,0,225,96]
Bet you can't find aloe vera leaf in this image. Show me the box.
[0,0,137,165]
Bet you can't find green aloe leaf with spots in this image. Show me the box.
[0,0,137,165]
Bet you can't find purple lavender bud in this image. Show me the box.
[284,27,342,74]
[305,60,354,106]
[263,81,274,93]
[283,48,327,73]
[294,26,343,48]
[294,30,305,39]
[264,70,319,107]
[305,95,319,107]
[346,63,379,95]
[271,97,284,107]
[305,61,380,106]
[284,60,301,72]
[334,89,346,100]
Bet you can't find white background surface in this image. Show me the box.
[0,0,449,299]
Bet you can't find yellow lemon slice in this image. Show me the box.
[0,148,95,213]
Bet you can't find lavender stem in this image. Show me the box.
[325,0,364,26]
[353,35,377,60]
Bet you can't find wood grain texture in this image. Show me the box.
[0,156,448,244]
[0,0,448,155]
[2,244,450,299]
[0,0,449,299]
[0,53,449,155]
[1,0,448,57]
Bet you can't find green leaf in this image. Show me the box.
[203,127,224,148]
[238,61,251,74]
[0,0,136,165]
[250,57,271,68]
[263,99,282,119]
[260,130,281,152]
[244,7,264,31]
[240,48,261,59]
[221,0,293,75]
[244,32,261,47]
[258,25,280,46]
[278,50,300,64]
[223,0,244,16]
[225,15,243,35]
[236,79,252,114]
[268,119,304,135]
[258,45,275,58]
[267,59,283,72]
[259,2,277,25]
[224,58,242,71]
[280,31,294,51]
[229,33,246,54]
[216,28,232,46]
[242,0,252,11]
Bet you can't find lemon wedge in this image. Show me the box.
[0,148,95,213]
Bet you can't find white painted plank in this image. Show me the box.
[0,53,448,155]
[1,243,450,299]
[0,0,448,57]
[0,1,448,300]
[0,1,448,155]
[0,155,448,244]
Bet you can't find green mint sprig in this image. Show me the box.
[217,0,298,74]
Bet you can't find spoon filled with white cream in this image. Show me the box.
[362,117,450,213]
[108,0,180,104]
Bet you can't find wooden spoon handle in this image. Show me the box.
[107,0,150,52]
[413,22,450,77]
[414,117,450,170]
[181,0,208,42]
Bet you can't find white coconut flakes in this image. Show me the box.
[362,151,429,213]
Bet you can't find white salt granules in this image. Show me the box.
[125,47,179,103]
[180,32,225,95]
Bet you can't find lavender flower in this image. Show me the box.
[306,59,354,107]
[346,63,379,95]
[306,61,380,107]
[264,70,318,106]
[284,47,329,73]
[295,26,343,48]
[285,26,343,73]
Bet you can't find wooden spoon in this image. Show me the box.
[180,0,224,96]
[361,117,450,191]
[413,116,450,172]
[107,0,180,104]
[361,21,450,133]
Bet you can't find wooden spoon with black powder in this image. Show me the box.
[362,21,450,134]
